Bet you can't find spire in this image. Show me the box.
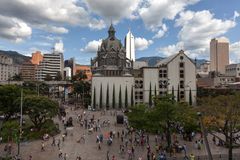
[108,22,115,38]
[108,23,115,32]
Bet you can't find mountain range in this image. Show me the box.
[0,50,208,68]
[0,50,30,65]
[136,56,208,68]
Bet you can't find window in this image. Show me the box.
[179,62,184,68]
[180,70,184,78]
[180,80,184,88]
[159,69,167,78]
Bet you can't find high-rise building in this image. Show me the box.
[31,51,43,65]
[20,60,36,81]
[0,54,19,81]
[75,64,92,81]
[64,58,75,77]
[125,29,135,61]
[36,51,64,81]
[210,37,229,74]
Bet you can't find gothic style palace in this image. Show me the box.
[91,24,133,77]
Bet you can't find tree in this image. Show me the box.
[127,94,198,151]
[154,84,157,106]
[99,84,103,109]
[125,86,128,109]
[131,86,134,107]
[44,73,52,81]
[106,84,109,110]
[0,85,21,120]
[112,84,115,109]
[154,84,157,97]
[189,88,192,106]
[72,71,87,81]
[126,105,147,130]
[119,85,122,108]
[200,94,240,160]
[150,95,177,149]
[22,96,58,130]
[177,84,180,102]
[54,71,62,81]
[73,81,91,106]
[93,87,96,109]
[149,82,152,107]
[11,73,22,81]
[172,86,175,102]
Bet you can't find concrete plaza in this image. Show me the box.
[1,105,240,160]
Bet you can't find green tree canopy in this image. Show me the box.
[54,71,62,81]
[72,71,87,81]
[11,73,22,81]
[199,94,240,160]
[0,85,21,120]
[44,73,52,81]
[22,95,58,130]
[127,94,198,150]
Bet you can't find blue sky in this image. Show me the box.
[0,0,239,64]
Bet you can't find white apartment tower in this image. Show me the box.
[36,51,64,81]
[210,37,229,74]
[125,30,135,61]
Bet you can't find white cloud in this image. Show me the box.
[54,40,64,53]
[158,42,184,57]
[81,39,102,53]
[159,10,236,57]
[0,15,32,42]
[35,25,69,34]
[234,11,240,21]
[0,0,106,40]
[153,24,168,39]
[85,0,140,22]
[135,37,153,51]
[139,0,200,31]
[230,41,240,63]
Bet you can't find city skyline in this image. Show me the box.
[0,0,239,64]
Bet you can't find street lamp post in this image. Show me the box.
[17,88,23,158]
[197,112,213,160]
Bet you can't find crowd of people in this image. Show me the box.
[1,104,226,160]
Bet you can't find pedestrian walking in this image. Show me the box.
[183,144,187,157]
[58,150,63,158]
[112,155,115,160]
[41,142,45,151]
[52,136,56,146]
[63,153,67,160]
[189,153,195,160]
[107,150,110,160]
[98,141,101,150]
[62,134,65,142]
[57,139,61,149]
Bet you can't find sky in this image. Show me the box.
[0,0,240,64]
